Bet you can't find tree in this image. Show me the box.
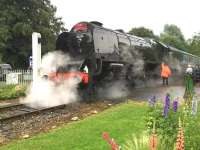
[187,33,200,56]
[0,0,64,68]
[128,27,158,39]
[160,24,187,51]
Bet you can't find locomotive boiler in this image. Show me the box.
[50,21,200,96]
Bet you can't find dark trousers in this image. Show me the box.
[162,77,168,85]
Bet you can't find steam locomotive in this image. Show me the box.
[50,21,200,95]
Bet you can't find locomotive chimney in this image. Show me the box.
[115,29,125,33]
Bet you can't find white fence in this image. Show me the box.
[0,69,32,85]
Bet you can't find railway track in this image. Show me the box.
[0,95,129,123]
[0,103,66,122]
[0,85,186,123]
[0,97,127,144]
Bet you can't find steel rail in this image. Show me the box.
[0,103,24,110]
[0,104,66,122]
[0,94,134,123]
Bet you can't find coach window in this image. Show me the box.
[169,51,173,61]
[183,55,188,64]
[195,58,197,64]
[188,56,191,63]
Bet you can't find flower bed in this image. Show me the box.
[121,75,200,150]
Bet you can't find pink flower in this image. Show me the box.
[102,132,120,150]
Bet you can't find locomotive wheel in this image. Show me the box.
[125,65,146,87]
[80,59,97,102]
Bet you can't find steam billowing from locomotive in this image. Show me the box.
[22,51,80,108]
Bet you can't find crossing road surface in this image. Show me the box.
[131,85,200,101]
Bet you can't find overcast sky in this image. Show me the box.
[51,0,200,39]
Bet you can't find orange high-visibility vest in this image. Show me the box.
[161,64,171,78]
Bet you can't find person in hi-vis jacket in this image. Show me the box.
[161,62,172,85]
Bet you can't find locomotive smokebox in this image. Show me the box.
[56,32,83,59]
[56,25,94,60]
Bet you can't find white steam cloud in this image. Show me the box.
[120,46,145,77]
[97,81,128,99]
[40,51,71,75]
[164,55,183,75]
[22,51,80,108]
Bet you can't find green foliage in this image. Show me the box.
[0,0,64,68]
[0,84,26,100]
[184,74,194,106]
[122,133,149,150]
[184,111,200,150]
[187,33,200,56]
[122,132,177,150]
[160,24,188,51]
[128,27,158,39]
[146,103,180,149]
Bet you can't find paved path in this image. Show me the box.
[131,85,200,101]
[1,85,199,106]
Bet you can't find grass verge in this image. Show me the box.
[0,84,26,100]
[0,101,148,150]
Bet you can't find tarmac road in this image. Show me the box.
[131,85,200,101]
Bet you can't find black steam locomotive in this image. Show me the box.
[53,21,200,94]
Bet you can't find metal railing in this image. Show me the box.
[0,69,32,85]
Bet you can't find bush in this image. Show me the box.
[122,131,174,150]
[184,108,200,149]
[122,133,149,150]
[145,103,180,149]
[0,84,27,100]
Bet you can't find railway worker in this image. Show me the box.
[186,64,193,75]
[83,65,88,73]
[161,62,172,85]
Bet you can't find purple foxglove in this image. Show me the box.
[173,100,178,112]
[163,93,170,118]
